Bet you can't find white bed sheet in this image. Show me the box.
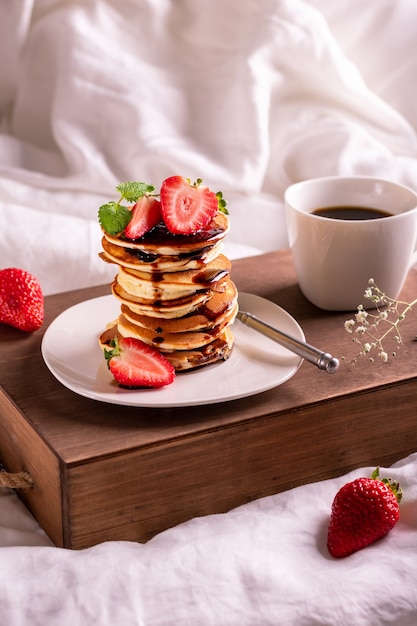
[1,0,417,624]
[2,455,417,625]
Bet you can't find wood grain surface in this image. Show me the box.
[1,250,417,548]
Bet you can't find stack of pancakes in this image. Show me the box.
[99,212,238,371]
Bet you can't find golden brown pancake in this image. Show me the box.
[100,213,229,272]
[164,328,234,371]
[118,314,226,351]
[100,237,224,272]
[115,254,231,296]
[103,212,229,255]
[112,280,211,318]
[99,325,234,371]
[119,281,238,333]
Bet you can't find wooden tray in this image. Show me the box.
[1,250,417,549]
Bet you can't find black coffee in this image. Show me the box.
[312,206,393,220]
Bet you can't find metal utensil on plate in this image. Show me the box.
[236,310,339,374]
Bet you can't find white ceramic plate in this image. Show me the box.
[41,292,304,407]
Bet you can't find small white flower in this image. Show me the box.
[345,278,417,365]
[355,310,368,324]
[355,325,367,335]
[344,319,355,333]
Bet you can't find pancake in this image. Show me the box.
[114,254,231,301]
[99,325,234,371]
[113,257,230,303]
[117,266,197,301]
[100,213,229,272]
[103,212,229,256]
[117,310,234,351]
[119,281,238,333]
[112,280,211,318]
[112,254,231,285]
[100,236,224,272]
[163,327,234,371]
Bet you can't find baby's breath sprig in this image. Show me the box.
[344,279,417,363]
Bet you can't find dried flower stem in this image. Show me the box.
[344,279,417,363]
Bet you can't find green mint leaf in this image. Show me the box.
[98,202,132,235]
[116,181,155,203]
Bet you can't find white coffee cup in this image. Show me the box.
[284,176,417,311]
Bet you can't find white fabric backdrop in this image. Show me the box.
[1,0,417,294]
[1,1,417,624]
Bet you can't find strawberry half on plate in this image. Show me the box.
[104,336,175,388]
[160,176,219,234]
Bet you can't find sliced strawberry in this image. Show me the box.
[104,336,175,388]
[0,268,44,332]
[160,176,218,234]
[124,195,162,240]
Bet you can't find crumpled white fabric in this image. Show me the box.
[1,0,417,294]
[1,454,417,625]
[2,0,417,623]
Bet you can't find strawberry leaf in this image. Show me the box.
[98,202,132,236]
[216,190,229,215]
[104,337,121,367]
[117,182,155,203]
[372,467,403,503]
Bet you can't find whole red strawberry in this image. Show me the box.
[0,268,44,332]
[327,467,402,558]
